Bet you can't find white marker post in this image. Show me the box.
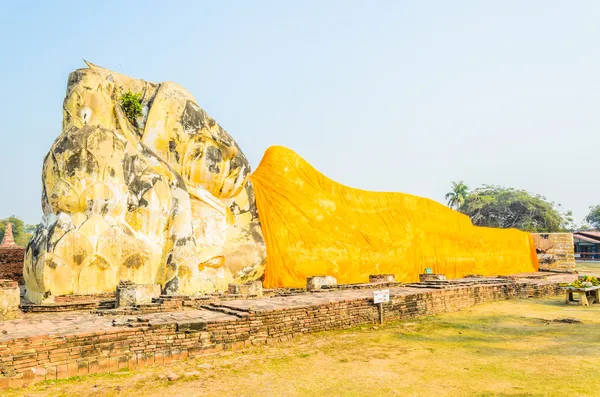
[373,289,390,324]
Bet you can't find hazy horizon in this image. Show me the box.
[1,1,599,225]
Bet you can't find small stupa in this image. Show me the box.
[0,223,20,248]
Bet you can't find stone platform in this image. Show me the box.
[0,273,574,389]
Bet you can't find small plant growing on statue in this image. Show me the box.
[120,90,143,125]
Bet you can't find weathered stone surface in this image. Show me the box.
[369,274,396,283]
[532,233,576,273]
[0,279,19,319]
[228,281,263,296]
[419,274,447,282]
[306,276,337,290]
[24,62,266,303]
[116,281,161,307]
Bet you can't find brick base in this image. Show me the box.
[0,278,567,389]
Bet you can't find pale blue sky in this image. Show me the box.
[1,0,599,224]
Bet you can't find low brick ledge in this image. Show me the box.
[0,274,573,390]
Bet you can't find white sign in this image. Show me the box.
[373,289,390,304]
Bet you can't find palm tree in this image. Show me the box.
[445,181,469,210]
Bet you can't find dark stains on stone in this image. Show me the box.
[64,150,98,179]
[131,173,161,198]
[245,182,259,220]
[230,152,248,175]
[205,146,222,174]
[96,201,110,216]
[181,100,237,149]
[63,109,72,126]
[66,71,83,87]
[213,126,235,147]
[123,155,163,208]
[73,253,86,266]
[174,236,194,247]
[250,223,264,245]
[163,276,179,295]
[187,146,204,164]
[53,132,80,155]
[122,155,141,186]
[175,176,187,191]
[230,202,242,215]
[123,155,167,211]
[169,140,180,163]
[182,101,206,133]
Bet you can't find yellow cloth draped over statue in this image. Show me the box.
[251,146,539,288]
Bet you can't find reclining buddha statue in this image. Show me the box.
[24,62,266,303]
[25,62,539,304]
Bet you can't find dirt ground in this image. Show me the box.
[5,292,600,397]
[575,260,600,277]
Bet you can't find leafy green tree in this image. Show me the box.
[0,216,34,246]
[445,181,469,210]
[459,185,570,232]
[585,205,600,230]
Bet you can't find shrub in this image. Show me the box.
[120,91,143,125]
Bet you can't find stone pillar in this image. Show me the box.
[115,281,161,307]
[307,276,337,291]
[369,274,396,283]
[0,279,20,319]
[228,281,263,296]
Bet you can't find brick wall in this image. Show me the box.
[0,248,24,284]
[0,281,562,389]
[531,233,576,273]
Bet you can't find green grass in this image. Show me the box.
[5,296,600,397]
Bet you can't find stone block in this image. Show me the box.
[228,281,263,296]
[532,233,576,273]
[419,274,446,282]
[306,276,337,291]
[116,281,161,307]
[0,279,20,319]
[369,274,396,283]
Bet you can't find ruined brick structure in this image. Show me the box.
[0,249,25,284]
[531,233,576,273]
[0,274,571,389]
[0,223,18,248]
[0,223,25,284]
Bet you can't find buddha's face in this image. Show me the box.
[63,69,119,131]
